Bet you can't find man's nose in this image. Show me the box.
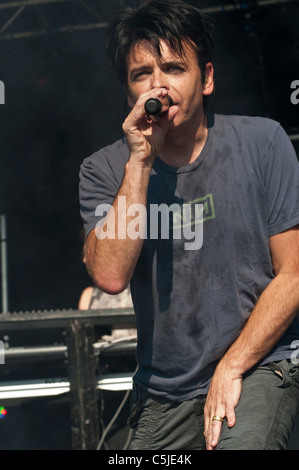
[151,69,168,90]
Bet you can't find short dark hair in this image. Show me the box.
[106,0,215,87]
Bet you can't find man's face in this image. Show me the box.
[126,39,214,131]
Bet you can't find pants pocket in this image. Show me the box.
[268,360,291,387]
[268,359,299,389]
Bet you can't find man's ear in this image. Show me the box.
[203,62,214,97]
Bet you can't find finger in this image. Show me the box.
[124,89,166,127]
[226,407,236,428]
[204,408,225,450]
[134,88,167,114]
[210,419,223,449]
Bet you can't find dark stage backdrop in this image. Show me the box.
[0,0,298,313]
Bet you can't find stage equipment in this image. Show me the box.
[0,307,136,450]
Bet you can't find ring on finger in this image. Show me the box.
[212,415,225,423]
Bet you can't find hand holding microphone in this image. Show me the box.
[144,95,174,115]
[123,90,177,164]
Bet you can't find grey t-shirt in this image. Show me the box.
[79,113,299,401]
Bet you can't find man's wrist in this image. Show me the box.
[125,158,153,187]
[217,348,248,378]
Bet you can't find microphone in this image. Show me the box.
[145,95,174,115]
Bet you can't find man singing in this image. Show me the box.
[79,0,299,450]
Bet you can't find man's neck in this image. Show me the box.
[158,114,208,168]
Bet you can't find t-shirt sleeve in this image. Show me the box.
[263,124,299,236]
[79,151,121,237]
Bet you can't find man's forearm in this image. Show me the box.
[205,228,299,450]
[220,273,299,375]
[205,272,299,449]
[86,159,152,293]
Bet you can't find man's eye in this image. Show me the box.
[134,71,150,80]
[168,66,184,73]
[160,64,186,75]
